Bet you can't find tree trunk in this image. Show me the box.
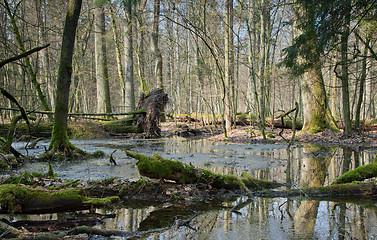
[301,64,332,133]
[124,0,135,112]
[49,0,83,153]
[291,3,337,134]
[340,12,351,137]
[109,2,125,103]
[0,184,118,214]
[94,4,112,114]
[355,40,369,128]
[151,0,163,90]
[224,0,234,134]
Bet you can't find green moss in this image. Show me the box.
[127,151,252,190]
[4,172,35,185]
[0,159,8,170]
[333,162,377,184]
[0,184,84,213]
[83,196,119,205]
[91,150,105,158]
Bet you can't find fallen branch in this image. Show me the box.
[253,182,377,198]
[4,217,101,232]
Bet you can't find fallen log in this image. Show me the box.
[332,160,377,184]
[253,182,377,198]
[125,151,282,191]
[4,217,101,232]
[0,184,119,214]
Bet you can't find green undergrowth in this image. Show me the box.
[3,171,46,185]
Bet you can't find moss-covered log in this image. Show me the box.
[125,151,282,191]
[332,161,377,184]
[0,184,119,214]
[254,182,377,198]
[103,116,142,134]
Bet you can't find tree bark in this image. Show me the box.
[340,5,351,138]
[355,39,369,128]
[224,0,234,136]
[108,2,126,104]
[124,0,135,112]
[49,0,83,153]
[94,4,112,114]
[151,0,163,90]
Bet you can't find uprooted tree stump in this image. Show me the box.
[125,151,282,191]
[134,89,169,137]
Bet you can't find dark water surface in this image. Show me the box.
[9,138,377,239]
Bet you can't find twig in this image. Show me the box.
[109,150,117,165]
[174,213,198,231]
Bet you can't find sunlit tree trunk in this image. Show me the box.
[258,0,267,138]
[135,0,148,94]
[94,4,112,114]
[124,0,135,112]
[355,39,369,129]
[293,5,336,133]
[109,2,125,107]
[49,0,83,152]
[224,0,234,134]
[151,0,163,89]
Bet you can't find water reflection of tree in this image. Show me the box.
[293,145,333,239]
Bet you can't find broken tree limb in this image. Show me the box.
[125,151,282,191]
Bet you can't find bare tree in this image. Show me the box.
[49,0,84,154]
[94,1,112,114]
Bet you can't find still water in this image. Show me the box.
[10,138,377,239]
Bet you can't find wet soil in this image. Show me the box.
[161,121,377,150]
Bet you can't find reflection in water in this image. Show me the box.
[89,197,377,239]
[10,139,377,239]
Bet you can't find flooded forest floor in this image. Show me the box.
[1,118,377,239]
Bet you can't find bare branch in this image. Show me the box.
[0,44,50,68]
